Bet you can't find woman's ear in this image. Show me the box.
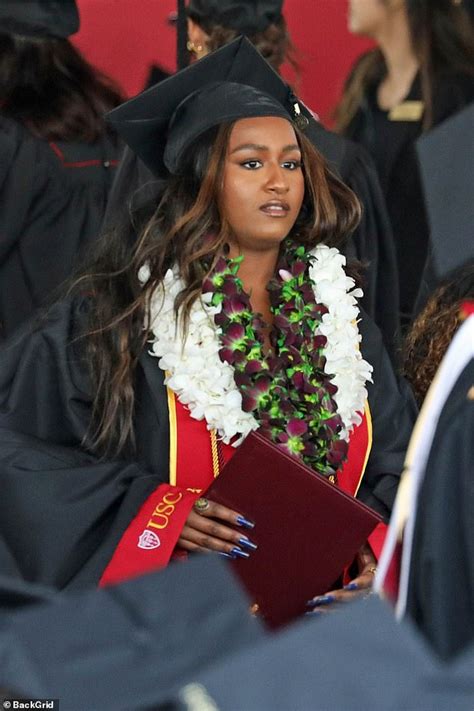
[187,19,209,60]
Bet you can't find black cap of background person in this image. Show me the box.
[170,596,474,710]
[416,102,474,280]
[106,36,310,179]
[0,557,264,709]
[187,0,284,34]
[0,0,80,38]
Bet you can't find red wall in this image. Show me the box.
[73,0,373,126]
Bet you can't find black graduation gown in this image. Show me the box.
[345,71,474,327]
[0,296,416,590]
[103,123,401,364]
[0,117,122,340]
[406,359,474,660]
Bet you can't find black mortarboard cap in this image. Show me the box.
[187,0,284,34]
[107,36,311,178]
[0,557,265,709]
[0,0,80,38]
[416,102,474,280]
[171,597,474,710]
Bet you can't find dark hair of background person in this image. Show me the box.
[333,0,474,133]
[72,121,361,457]
[0,33,124,142]
[402,260,474,406]
[187,9,301,77]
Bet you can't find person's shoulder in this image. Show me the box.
[304,117,378,184]
[331,132,378,184]
[0,114,47,150]
[48,131,122,175]
[0,115,30,160]
[0,114,27,140]
[0,113,65,174]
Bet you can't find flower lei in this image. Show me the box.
[141,241,372,479]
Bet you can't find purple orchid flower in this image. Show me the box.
[241,376,272,412]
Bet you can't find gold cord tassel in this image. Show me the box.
[210,429,220,478]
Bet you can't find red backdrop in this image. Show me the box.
[73,0,373,126]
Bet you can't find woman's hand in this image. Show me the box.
[177,497,257,559]
[307,542,377,614]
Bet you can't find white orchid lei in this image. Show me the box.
[139,242,373,477]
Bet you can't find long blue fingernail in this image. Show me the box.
[218,551,235,559]
[306,595,334,607]
[344,582,359,591]
[236,515,255,529]
[238,536,258,551]
[231,547,250,559]
[305,609,322,616]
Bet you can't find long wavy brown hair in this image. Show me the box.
[334,0,474,133]
[402,261,474,406]
[74,120,361,457]
[0,33,123,142]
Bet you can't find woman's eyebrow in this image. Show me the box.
[230,143,300,154]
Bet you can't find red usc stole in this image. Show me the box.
[100,392,384,586]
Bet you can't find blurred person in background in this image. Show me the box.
[335,0,474,330]
[0,0,123,339]
[402,260,474,407]
[378,281,474,660]
[105,0,402,363]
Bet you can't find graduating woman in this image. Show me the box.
[0,39,415,602]
[106,0,401,363]
[0,0,123,339]
[335,0,474,328]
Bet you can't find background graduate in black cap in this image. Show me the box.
[0,0,123,339]
[377,298,474,661]
[104,0,402,363]
[0,39,415,606]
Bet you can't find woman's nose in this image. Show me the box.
[265,163,289,193]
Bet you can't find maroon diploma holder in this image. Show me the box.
[206,430,383,629]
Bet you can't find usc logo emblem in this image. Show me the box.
[146,491,183,530]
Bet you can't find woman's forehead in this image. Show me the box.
[228,116,299,148]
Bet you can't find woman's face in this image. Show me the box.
[220,116,305,253]
[348,0,394,37]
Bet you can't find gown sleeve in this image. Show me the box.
[358,309,417,520]
[0,298,167,589]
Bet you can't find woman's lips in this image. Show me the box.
[259,201,290,217]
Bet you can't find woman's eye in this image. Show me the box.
[240,160,262,169]
[282,160,302,170]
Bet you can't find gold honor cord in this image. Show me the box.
[167,380,220,483]
[354,400,373,496]
[210,429,220,478]
[166,384,178,486]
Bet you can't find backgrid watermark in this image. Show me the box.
[2,701,59,710]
